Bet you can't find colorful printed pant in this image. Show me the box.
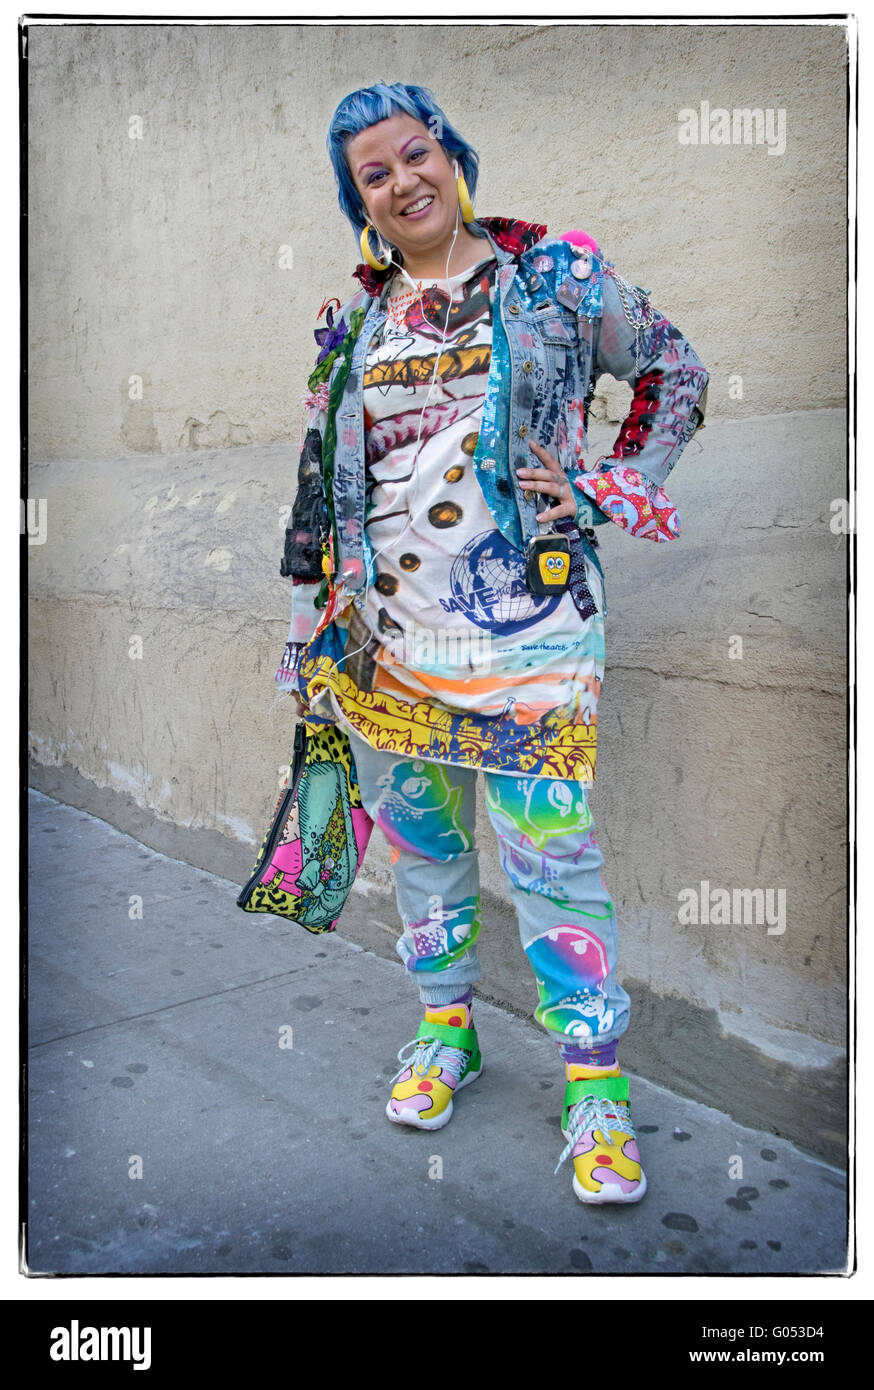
[349,734,631,1049]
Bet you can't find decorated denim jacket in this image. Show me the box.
[276,216,709,690]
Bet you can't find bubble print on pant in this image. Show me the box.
[351,734,629,1037]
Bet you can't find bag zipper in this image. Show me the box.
[236,723,308,908]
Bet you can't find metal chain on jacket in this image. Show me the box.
[603,264,656,375]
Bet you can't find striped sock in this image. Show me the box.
[559,1039,620,1081]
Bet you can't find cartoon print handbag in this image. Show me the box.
[236,722,373,934]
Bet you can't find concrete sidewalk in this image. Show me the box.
[26,789,849,1277]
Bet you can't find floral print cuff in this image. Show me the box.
[573,466,681,543]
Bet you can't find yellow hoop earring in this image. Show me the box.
[457,172,475,224]
[360,224,392,270]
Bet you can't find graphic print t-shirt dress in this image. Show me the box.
[306,255,606,779]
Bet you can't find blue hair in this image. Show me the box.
[327,83,479,241]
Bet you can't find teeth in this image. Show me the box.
[401,196,433,215]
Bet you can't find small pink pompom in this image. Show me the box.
[557,229,600,255]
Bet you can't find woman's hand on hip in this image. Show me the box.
[516,442,578,523]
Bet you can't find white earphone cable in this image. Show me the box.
[340,192,463,669]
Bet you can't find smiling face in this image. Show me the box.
[346,112,463,272]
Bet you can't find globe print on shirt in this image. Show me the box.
[448,530,560,635]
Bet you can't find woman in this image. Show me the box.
[276,83,709,1205]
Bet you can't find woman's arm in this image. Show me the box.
[572,258,709,542]
[275,401,330,697]
[275,292,370,700]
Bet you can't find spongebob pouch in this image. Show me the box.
[526,529,571,596]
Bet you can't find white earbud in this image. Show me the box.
[453,160,459,177]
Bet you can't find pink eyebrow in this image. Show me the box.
[357,135,422,176]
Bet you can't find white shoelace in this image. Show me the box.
[390,1034,470,1088]
[555,1095,636,1175]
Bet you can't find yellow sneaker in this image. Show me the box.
[556,1070,647,1204]
[386,1005,482,1131]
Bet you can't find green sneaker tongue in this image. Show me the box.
[563,1074,630,1131]
[415,1018,477,1050]
[414,1018,481,1077]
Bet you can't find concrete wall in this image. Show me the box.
[28,21,846,461]
[26,22,850,1162]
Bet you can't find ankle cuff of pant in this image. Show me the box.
[419,983,477,1008]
